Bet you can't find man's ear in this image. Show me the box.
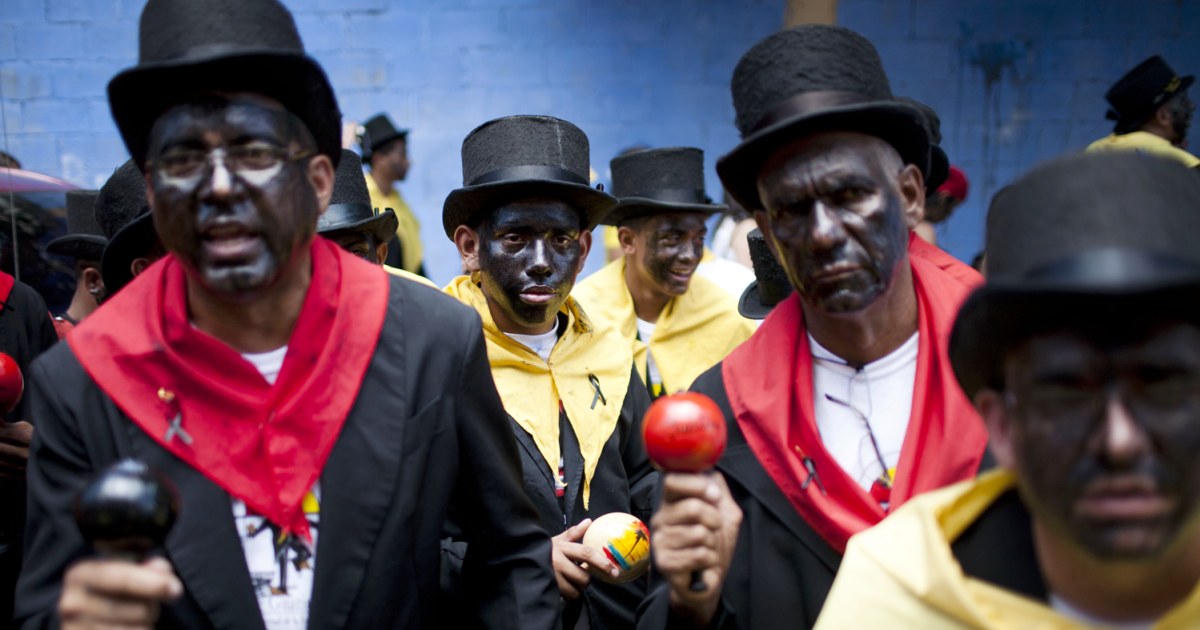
[897,164,925,229]
[617,225,638,255]
[453,225,482,273]
[975,388,1017,471]
[307,154,335,213]
[575,228,592,277]
[374,241,389,266]
[1154,102,1175,128]
[130,257,152,279]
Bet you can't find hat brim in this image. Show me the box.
[602,199,726,227]
[737,280,772,319]
[108,50,341,171]
[101,212,157,294]
[442,180,617,239]
[717,101,931,212]
[950,278,1200,400]
[318,209,399,246]
[46,234,108,260]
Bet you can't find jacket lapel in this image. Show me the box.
[719,440,842,573]
[128,425,265,630]
[307,357,409,629]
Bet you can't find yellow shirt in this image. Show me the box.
[572,257,755,395]
[1085,131,1200,168]
[817,469,1200,629]
[365,174,425,273]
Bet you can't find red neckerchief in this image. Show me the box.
[69,237,389,540]
[722,239,986,553]
[0,270,14,307]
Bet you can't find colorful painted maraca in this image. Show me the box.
[642,392,727,591]
[74,459,180,561]
[0,352,24,415]
[581,512,651,584]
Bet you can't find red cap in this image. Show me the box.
[937,166,969,202]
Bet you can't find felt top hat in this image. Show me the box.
[96,160,155,294]
[359,114,408,160]
[1106,55,1194,134]
[442,115,617,238]
[317,150,399,245]
[46,190,108,260]
[107,0,341,171]
[601,147,726,226]
[950,151,1200,399]
[897,96,949,194]
[738,228,793,319]
[717,25,930,212]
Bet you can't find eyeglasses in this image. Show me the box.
[149,142,313,184]
[1006,371,1200,428]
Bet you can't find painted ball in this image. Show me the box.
[0,352,23,415]
[582,512,651,584]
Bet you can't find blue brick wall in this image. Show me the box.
[841,0,1200,264]
[2,0,1197,281]
[0,0,782,283]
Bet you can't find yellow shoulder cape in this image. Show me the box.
[444,275,631,507]
[1084,131,1200,168]
[573,257,755,394]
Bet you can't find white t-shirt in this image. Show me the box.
[505,327,559,363]
[635,318,662,392]
[810,333,918,496]
[234,346,321,630]
[1049,594,1155,630]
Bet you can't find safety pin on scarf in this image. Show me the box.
[159,388,193,445]
[588,374,607,410]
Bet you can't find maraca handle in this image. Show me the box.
[689,570,707,592]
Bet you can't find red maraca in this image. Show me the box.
[641,392,726,590]
[0,352,24,415]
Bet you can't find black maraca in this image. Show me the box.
[74,459,180,561]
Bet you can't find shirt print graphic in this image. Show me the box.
[234,488,320,629]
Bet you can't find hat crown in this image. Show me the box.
[986,152,1200,288]
[1105,55,1192,132]
[138,0,304,64]
[731,25,894,137]
[95,160,150,240]
[329,150,370,208]
[460,115,591,187]
[65,190,105,237]
[361,114,407,157]
[611,147,708,201]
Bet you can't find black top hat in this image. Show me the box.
[950,152,1200,399]
[360,114,409,160]
[602,147,726,226]
[46,190,107,260]
[107,0,341,172]
[317,150,399,245]
[717,25,930,213]
[738,228,793,319]
[897,97,949,194]
[96,160,156,294]
[442,115,617,238]
[1106,55,1194,134]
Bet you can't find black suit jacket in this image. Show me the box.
[15,276,560,629]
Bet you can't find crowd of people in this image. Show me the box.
[0,0,1198,628]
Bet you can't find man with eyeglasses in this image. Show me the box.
[642,26,989,628]
[14,1,558,628]
[817,152,1200,628]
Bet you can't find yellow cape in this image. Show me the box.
[817,469,1200,629]
[365,174,425,272]
[572,257,755,394]
[382,264,436,288]
[444,276,631,507]
[1085,131,1200,168]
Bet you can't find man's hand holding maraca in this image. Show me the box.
[59,556,181,629]
[642,393,743,626]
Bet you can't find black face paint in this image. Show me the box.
[146,96,319,299]
[628,213,707,298]
[326,231,378,264]
[1004,323,1200,560]
[476,200,587,334]
[757,133,910,314]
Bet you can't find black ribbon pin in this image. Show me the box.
[588,374,607,410]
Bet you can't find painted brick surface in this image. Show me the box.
[2,0,1196,280]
